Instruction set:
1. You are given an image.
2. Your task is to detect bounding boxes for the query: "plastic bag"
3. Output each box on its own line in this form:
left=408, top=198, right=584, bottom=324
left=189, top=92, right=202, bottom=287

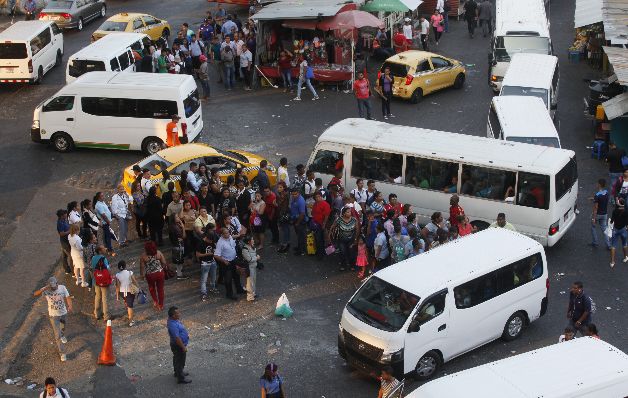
left=275, top=293, right=294, bottom=318
left=605, top=222, right=613, bottom=239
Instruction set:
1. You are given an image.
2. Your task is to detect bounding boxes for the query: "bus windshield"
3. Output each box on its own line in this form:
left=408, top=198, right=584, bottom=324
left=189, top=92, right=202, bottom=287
left=501, top=86, right=549, bottom=107
left=507, top=136, right=560, bottom=148
left=495, top=36, right=550, bottom=62
left=347, top=276, right=420, bottom=332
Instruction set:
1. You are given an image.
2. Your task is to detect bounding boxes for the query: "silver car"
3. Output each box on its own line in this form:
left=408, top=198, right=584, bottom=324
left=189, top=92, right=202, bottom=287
left=39, top=0, right=106, bottom=31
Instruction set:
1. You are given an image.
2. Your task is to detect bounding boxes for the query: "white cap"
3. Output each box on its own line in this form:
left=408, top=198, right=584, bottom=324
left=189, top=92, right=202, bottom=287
left=404, top=17, right=411, bottom=22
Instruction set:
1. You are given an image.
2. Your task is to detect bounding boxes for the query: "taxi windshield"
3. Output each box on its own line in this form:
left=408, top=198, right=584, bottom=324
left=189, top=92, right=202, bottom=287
left=138, top=154, right=172, bottom=176
left=347, top=276, right=420, bottom=332
left=99, top=21, right=128, bottom=32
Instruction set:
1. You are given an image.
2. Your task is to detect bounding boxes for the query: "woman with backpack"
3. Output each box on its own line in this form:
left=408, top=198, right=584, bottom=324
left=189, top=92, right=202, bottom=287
left=140, top=241, right=168, bottom=311
left=330, top=207, right=358, bottom=271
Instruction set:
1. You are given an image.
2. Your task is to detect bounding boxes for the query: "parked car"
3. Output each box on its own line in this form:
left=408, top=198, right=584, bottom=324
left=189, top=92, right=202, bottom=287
left=38, top=0, right=106, bottom=31
left=92, top=12, right=170, bottom=42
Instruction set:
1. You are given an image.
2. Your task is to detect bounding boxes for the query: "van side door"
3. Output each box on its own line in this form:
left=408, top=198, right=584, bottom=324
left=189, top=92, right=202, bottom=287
left=404, top=290, right=449, bottom=374
left=40, top=95, right=76, bottom=140
left=550, top=64, right=559, bottom=118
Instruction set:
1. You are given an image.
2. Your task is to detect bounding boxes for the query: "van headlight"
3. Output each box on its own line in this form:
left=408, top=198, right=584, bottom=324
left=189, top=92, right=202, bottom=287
left=32, top=120, right=40, bottom=129
left=338, top=323, right=344, bottom=342
left=380, top=348, right=404, bottom=363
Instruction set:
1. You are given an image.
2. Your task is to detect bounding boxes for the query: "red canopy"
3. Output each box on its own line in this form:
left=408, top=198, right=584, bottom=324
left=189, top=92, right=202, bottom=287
left=317, top=10, right=385, bottom=31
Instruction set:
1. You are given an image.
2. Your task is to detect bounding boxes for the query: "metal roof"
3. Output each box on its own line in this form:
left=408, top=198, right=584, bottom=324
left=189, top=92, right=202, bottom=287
left=492, top=96, right=559, bottom=138
left=602, top=0, right=628, bottom=45
left=0, top=21, right=53, bottom=41
left=603, top=46, right=628, bottom=86
left=574, top=0, right=603, bottom=28
left=603, top=92, right=628, bottom=119
left=252, top=0, right=357, bottom=20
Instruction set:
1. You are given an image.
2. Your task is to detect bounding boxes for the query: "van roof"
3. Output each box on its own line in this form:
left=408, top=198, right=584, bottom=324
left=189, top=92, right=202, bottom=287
left=410, top=338, right=628, bottom=398
left=0, top=21, right=53, bottom=41
left=375, top=228, right=542, bottom=298
left=501, top=53, right=558, bottom=90
left=69, top=71, right=191, bottom=88
left=492, top=96, right=558, bottom=138
left=69, top=33, right=148, bottom=60
left=495, top=0, right=549, bottom=37
left=318, top=118, right=573, bottom=174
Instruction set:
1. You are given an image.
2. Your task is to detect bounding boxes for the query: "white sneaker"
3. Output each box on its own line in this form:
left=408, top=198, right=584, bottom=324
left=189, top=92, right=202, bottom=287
left=60, top=354, right=67, bottom=362
left=75, top=279, right=81, bottom=286
left=313, top=96, right=320, bottom=100
left=129, top=320, right=135, bottom=327
left=293, top=97, right=301, bottom=101
left=611, top=262, right=616, bottom=268
left=60, top=336, right=67, bottom=344
left=623, top=256, right=628, bottom=263
left=81, top=282, right=88, bottom=288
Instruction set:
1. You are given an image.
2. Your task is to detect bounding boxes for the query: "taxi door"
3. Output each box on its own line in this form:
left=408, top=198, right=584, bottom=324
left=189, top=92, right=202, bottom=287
left=428, top=56, right=454, bottom=91
left=414, top=59, right=435, bottom=94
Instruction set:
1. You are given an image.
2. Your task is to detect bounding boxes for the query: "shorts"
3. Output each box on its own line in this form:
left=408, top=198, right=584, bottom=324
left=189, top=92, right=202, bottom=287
left=123, top=293, right=136, bottom=309
left=611, top=227, right=628, bottom=247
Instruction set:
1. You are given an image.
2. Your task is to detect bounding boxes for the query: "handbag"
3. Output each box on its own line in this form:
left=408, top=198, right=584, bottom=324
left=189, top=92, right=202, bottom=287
left=605, top=221, right=614, bottom=239
left=180, top=135, right=189, bottom=144
left=129, top=282, right=140, bottom=295
left=164, top=264, right=177, bottom=280
left=306, top=66, right=314, bottom=79
left=137, top=289, right=147, bottom=305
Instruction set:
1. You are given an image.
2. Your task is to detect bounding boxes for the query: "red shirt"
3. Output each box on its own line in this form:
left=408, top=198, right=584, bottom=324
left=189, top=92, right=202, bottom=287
left=263, top=191, right=276, bottom=218
left=449, top=205, right=465, bottom=227
left=384, top=202, right=403, bottom=218
left=186, top=195, right=200, bottom=210
left=278, top=55, right=292, bottom=70
left=354, top=78, right=370, bottom=99
left=393, top=32, right=407, bottom=53
left=311, top=200, right=331, bottom=226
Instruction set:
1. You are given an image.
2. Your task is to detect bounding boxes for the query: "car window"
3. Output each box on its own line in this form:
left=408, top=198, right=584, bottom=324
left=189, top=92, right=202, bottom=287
left=30, top=28, right=51, bottom=56
left=142, top=16, right=157, bottom=25
left=43, top=96, right=74, bottom=112
left=51, top=23, right=62, bottom=35
left=460, top=164, right=516, bottom=201
left=118, top=52, right=130, bottom=70
left=417, top=60, right=432, bottom=72
left=309, top=150, right=344, bottom=175
left=205, top=156, right=238, bottom=171
left=351, top=148, right=403, bottom=184
left=133, top=19, right=144, bottom=30
left=172, top=158, right=204, bottom=175
left=110, top=57, right=120, bottom=71
left=405, top=156, right=459, bottom=191
left=431, top=57, right=452, bottom=69
left=415, top=291, right=446, bottom=326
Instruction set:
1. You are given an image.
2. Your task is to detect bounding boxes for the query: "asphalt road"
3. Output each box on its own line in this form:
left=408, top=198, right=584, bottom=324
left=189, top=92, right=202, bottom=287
left=0, top=0, right=627, bottom=395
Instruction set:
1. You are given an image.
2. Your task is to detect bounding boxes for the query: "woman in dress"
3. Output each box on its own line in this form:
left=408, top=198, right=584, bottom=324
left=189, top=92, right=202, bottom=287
left=68, top=224, right=88, bottom=287
left=250, top=191, right=266, bottom=250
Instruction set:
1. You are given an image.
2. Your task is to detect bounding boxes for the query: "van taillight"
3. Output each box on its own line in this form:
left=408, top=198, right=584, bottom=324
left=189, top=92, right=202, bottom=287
left=181, top=122, right=187, bottom=137
left=405, top=74, right=413, bottom=85
left=28, top=59, right=33, bottom=73
left=548, top=220, right=559, bottom=236
left=546, top=277, right=550, bottom=294
left=38, top=12, right=46, bottom=18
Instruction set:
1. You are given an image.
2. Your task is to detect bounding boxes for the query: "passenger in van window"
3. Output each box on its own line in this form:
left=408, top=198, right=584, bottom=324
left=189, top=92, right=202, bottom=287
left=504, top=186, right=515, bottom=203
left=443, top=175, right=458, bottom=193
left=460, top=171, right=474, bottom=195
left=489, top=213, right=516, bottom=231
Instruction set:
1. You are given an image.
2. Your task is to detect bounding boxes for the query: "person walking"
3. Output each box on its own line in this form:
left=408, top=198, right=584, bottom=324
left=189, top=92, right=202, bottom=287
left=111, top=184, right=132, bottom=248
left=259, top=363, right=285, bottom=398
left=167, top=306, right=192, bottom=384
left=41, top=377, right=70, bottom=398
left=146, top=187, right=164, bottom=246
left=197, top=55, right=211, bottom=100
left=478, top=0, right=493, bottom=37
left=242, top=235, right=259, bottom=302
left=354, top=71, right=373, bottom=120
left=92, top=246, right=112, bottom=321
left=166, top=115, right=182, bottom=147
left=591, top=178, right=611, bottom=249
left=464, top=0, right=478, bottom=38
left=567, top=281, right=593, bottom=336
left=34, top=277, right=72, bottom=362
left=430, top=10, right=444, bottom=45
left=294, top=56, right=319, bottom=101
left=240, top=43, right=253, bottom=90
left=377, top=66, right=394, bottom=120
left=140, top=241, right=168, bottom=311
left=115, top=260, right=139, bottom=327
left=330, top=207, right=358, bottom=271
left=94, top=192, right=116, bottom=256
left=609, top=198, right=628, bottom=268
left=68, top=224, right=87, bottom=287
left=605, top=142, right=625, bottom=194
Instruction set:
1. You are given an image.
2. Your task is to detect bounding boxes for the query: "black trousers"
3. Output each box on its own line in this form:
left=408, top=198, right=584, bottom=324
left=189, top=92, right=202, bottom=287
left=268, top=216, right=279, bottom=243
left=222, top=261, right=244, bottom=298
left=170, top=343, right=187, bottom=381
left=135, top=214, right=147, bottom=238
left=149, top=221, right=163, bottom=244
left=381, top=92, right=392, bottom=117
left=467, top=19, right=477, bottom=35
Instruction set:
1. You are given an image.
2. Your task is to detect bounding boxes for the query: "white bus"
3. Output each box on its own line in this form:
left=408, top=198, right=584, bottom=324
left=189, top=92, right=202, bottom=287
left=409, top=338, right=628, bottom=397
left=307, top=119, right=578, bottom=247
left=339, top=228, right=549, bottom=380
left=31, top=71, right=202, bottom=154
left=489, top=0, right=551, bottom=92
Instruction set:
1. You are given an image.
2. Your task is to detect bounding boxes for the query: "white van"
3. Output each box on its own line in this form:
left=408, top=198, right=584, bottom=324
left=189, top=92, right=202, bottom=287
left=500, top=53, right=560, bottom=120
left=66, top=32, right=150, bottom=83
left=31, top=71, right=202, bottom=154
left=489, top=0, right=551, bottom=92
left=487, top=96, right=561, bottom=148
left=338, top=228, right=549, bottom=380
left=409, top=338, right=628, bottom=397
left=0, top=21, right=64, bottom=83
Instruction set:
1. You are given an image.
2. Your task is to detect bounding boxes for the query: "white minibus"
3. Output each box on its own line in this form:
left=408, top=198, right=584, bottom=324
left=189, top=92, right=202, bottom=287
left=338, top=228, right=549, bottom=380
left=31, top=71, right=202, bottom=154
left=487, top=96, right=561, bottom=148
left=307, top=119, right=577, bottom=247
left=0, top=21, right=64, bottom=84
left=489, top=0, right=551, bottom=92
left=500, top=53, right=560, bottom=120
left=66, top=32, right=150, bottom=83
left=409, top=337, right=628, bottom=397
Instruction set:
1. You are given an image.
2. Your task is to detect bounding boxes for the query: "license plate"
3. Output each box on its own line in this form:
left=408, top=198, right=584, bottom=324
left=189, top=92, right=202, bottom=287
left=51, top=16, right=61, bottom=20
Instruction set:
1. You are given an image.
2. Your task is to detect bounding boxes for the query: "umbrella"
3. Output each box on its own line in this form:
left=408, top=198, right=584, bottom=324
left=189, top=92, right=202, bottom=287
left=361, top=0, right=410, bottom=12
left=318, top=10, right=385, bottom=30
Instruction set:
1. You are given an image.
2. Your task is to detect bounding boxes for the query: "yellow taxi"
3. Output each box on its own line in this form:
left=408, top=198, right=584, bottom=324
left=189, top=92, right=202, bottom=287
left=122, top=144, right=277, bottom=194
left=376, top=51, right=466, bottom=104
left=92, top=12, right=171, bottom=42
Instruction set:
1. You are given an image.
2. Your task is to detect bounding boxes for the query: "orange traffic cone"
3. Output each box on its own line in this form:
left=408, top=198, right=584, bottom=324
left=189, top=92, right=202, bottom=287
left=98, top=320, right=116, bottom=366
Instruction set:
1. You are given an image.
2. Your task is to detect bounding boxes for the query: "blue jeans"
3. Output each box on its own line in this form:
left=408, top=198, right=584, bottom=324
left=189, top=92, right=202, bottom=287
left=357, top=98, right=372, bottom=119
left=200, top=261, right=217, bottom=295
left=611, top=227, right=628, bottom=247
left=444, top=12, right=449, bottom=32
left=280, top=222, right=291, bottom=245
left=591, top=214, right=610, bottom=247
left=281, top=69, right=292, bottom=88
left=102, top=223, right=114, bottom=251
left=200, top=78, right=210, bottom=98
left=297, top=77, right=317, bottom=99
left=224, top=66, right=235, bottom=89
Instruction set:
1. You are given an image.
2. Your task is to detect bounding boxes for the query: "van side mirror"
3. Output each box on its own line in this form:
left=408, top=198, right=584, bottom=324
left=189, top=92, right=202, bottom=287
left=407, top=319, right=421, bottom=333
left=550, top=103, right=557, bottom=111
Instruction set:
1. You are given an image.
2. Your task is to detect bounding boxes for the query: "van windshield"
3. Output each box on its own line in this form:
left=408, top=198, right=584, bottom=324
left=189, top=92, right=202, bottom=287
left=138, top=153, right=172, bottom=176
left=68, top=59, right=106, bottom=77
left=500, top=86, right=548, bottom=107
left=0, top=43, right=28, bottom=59
left=495, top=36, right=550, bottom=62
left=507, top=136, right=560, bottom=148
left=347, top=276, right=420, bottom=332
left=183, top=89, right=200, bottom=118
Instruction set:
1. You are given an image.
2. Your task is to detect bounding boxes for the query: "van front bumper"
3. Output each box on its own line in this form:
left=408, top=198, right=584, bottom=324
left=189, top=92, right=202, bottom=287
left=30, top=127, right=49, bottom=144
left=338, top=333, right=404, bottom=379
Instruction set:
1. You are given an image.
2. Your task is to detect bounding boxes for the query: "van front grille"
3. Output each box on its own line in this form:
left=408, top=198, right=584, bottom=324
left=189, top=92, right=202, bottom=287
left=343, top=331, right=383, bottom=361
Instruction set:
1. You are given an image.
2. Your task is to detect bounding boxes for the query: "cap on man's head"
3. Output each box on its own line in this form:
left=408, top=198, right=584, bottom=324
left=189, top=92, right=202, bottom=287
left=48, top=276, right=58, bottom=288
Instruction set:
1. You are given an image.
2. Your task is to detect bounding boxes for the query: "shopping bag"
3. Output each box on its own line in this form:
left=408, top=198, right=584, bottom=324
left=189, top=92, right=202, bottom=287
left=605, top=222, right=613, bottom=239
left=325, top=244, right=336, bottom=256
left=306, top=232, right=316, bottom=255
left=137, top=289, right=147, bottom=305
left=274, top=293, right=293, bottom=318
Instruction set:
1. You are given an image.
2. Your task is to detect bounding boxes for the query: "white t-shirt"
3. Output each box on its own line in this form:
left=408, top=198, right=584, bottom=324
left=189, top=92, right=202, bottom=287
left=277, top=166, right=290, bottom=186
left=68, top=233, right=83, bottom=256
left=240, top=50, right=253, bottom=68
left=68, top=210, right=82, bottom=225
left=420, top=19, right=430, bottom=35
left=116, top=270, right=134, bottom=295
left=351, top=187, right=368, bottom=204
left=403, top=24, right=413, bottom=40
left=234, top=39, right=244, bottom=56
left=304, top=179, right=316, bottom=197
left=43, top=285, right=70, bottom=317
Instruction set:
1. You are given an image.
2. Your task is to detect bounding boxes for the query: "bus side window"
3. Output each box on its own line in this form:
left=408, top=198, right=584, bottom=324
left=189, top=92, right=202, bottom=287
left=461, top=165, right=515, bottom=201
left=405, top=156, right=458, bottom=192
left=516, top=172, right=549, bottom=210
left=351, top=148, right=402, bottom=183
left=309, top=150, right=344, bottom=175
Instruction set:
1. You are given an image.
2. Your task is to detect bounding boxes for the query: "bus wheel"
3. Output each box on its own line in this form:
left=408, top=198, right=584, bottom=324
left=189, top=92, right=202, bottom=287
left=142, top=137, right=163, bottom=155
left=52, top=132, right=74, bottom=153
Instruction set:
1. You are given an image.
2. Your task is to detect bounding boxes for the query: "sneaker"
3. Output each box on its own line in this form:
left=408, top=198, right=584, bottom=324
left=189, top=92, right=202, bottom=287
left=177, top=378, right=192, bottom=384
left=611, top=262, right=616, bottom=268
left=81, top=282, right=88, bottom=288
left=389, top=114, right=395, bottom=118
left=623, top=256, right=628, bottom=263
left=293, top=97, right=301, bottom=101
left=129, top=320, right=135, bottom=327
left=177, top=275, right=190, bottom=280
left=313, top=96, right=320, bottom=100
left=60, top=354, right=67, bottom=362
left=60, top=336, right=68, bottom=344
left=384, top=116, right=388, bottom=120
left=201, top=294, right=208, bottom=302
left=75, top=279, right=81, bottom=286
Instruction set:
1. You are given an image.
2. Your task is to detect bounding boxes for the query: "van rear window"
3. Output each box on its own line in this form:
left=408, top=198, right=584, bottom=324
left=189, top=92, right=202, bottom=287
left=0, top=43, right=27, bottom=59
left=69, top=60, right=106, bottom=77
left=183, top=89, right=200, bottom=118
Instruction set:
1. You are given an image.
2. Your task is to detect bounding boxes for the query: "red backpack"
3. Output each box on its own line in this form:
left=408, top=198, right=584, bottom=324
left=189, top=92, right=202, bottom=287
left=93, top=257, right=112, bottom=287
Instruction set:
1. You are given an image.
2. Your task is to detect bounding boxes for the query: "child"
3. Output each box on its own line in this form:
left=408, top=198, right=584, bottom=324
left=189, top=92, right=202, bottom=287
left=558, top=327, right=575, bottom=343
left=355, top=235, right=368, bottom=279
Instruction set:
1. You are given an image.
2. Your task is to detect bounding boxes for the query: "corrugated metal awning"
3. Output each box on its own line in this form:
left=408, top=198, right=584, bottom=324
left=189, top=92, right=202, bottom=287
left=575, top=0, right=603, bottom=28
left=603, top=92, right=628, bottom=120
left=602, top=0, right=628, bottom=45
left=603, top=46, right=628, bottom=85
left=253, top=0, right=357, bottom=20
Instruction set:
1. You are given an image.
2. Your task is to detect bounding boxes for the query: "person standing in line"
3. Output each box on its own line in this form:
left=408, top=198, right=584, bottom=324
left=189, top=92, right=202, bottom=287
left=221, top=45, right=236, bottom=90
left=377, top=366, right=400, bottom=398
left=377, top=67, right=394, bottom=120
left=293, top=56, right=319, bottom=101
left=145, top=187, right=164, bottom=246
left=430, top=10, right=444, bottom=45
left=167, top=306, right=192, bottom=384
left=373, top=223, right=390, bottom=271
left=111, top=184, right=132, bottom=248
left=92, top=245, right=111, bottom=321
left=605, top=142, right=625, bottom=194
left=277, top=157, right=290, bottom=187
left=68, top=224, right=87, bottom=287
left=41, top=377, right=70, bottom=398
left=609, top=198, right=628, bottom=268
left=566, top=281, right=592, bottom=336
left=197, top=55, right=211, bottom=100
left=242, top=235, right=259, bottom=302
left=259, top=363, right=285, bottom=398
left=402, top=18, right=413, bottom=42
left=353, top=71, right=373, bottom=120
left=591, top=178, right=611, bottom=249
left=464, top=0, right=479, bottom=38
left=115, top=260, right=139, bottom=327
left=276, top=182, right=291, bottom=253
left=289, top=188, right=307, bottom=256
left=131, top=182, right=148, bottom=240
left=34, top=277, right=72, bottom=362
left=166, top=115, right=181, bottom=147
left=478, top=0, right=493, bottom=37
left=311, top=192, right=331, bottom=260
left=214, top=227, right=245, bottom=300
left=189, top=34, right=205, bottom=73
left=56, top=209, right=73, bottom=275
left=94, top=192, right=115, bottom=256
left=277, top=50, right=294, bottom=92
left=240, top=43, right=253, bottom=90
left=196, top=224, right=219, bottom=301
